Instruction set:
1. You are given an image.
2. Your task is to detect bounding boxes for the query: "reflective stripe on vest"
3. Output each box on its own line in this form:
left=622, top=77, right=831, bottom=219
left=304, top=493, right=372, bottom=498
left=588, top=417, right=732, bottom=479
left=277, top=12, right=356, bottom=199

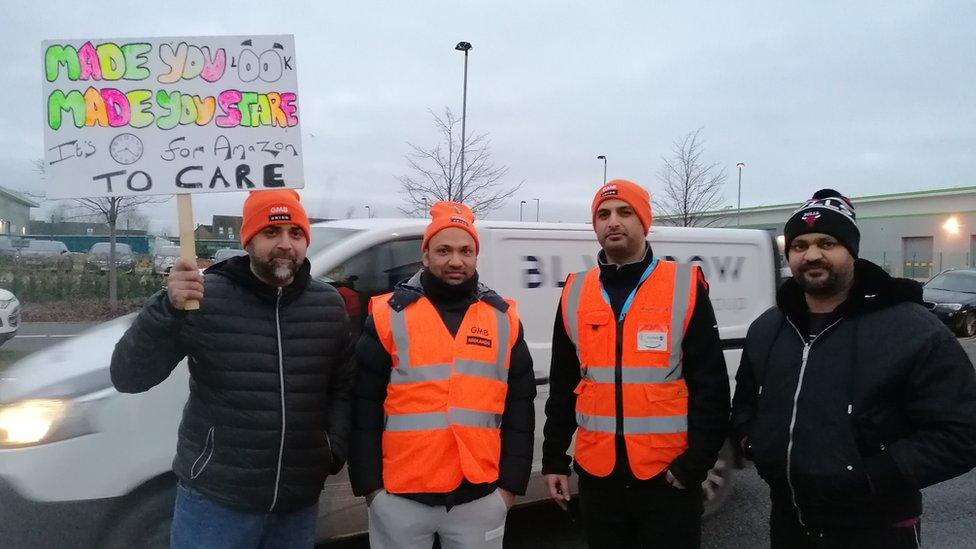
left=385, top=407, right=504, bottom=431
left=387, top=304, right=511, bottom=385
left=575, top=412, right=688, bottom=434
left=561, top=260, right=697, bottom=479
left=372, top=293, right=519, bottom=493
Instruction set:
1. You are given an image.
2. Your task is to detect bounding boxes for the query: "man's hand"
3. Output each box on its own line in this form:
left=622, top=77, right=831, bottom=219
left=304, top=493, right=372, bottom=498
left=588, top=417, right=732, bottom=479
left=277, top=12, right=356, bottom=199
left=498, top=488, right=516, bottom=509
left=544, top=474, right=571, bottom=510
left=167, top=259, right=204, bottom=310
left=366, top=489, right=383, bottom=506
left=665, top=469, right=686, bottom=490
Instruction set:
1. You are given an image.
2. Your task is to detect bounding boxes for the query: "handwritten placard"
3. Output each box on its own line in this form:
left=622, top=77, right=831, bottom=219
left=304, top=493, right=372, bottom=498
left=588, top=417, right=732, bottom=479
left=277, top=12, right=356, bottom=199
left=42, top=35, right=303, bottom=199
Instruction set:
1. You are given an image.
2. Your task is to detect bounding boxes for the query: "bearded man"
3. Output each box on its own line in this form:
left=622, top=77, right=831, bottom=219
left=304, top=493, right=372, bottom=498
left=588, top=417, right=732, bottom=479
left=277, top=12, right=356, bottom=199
left=732, top=189, right=976, bottom=548
left=111, top=189, right=354, bottom=548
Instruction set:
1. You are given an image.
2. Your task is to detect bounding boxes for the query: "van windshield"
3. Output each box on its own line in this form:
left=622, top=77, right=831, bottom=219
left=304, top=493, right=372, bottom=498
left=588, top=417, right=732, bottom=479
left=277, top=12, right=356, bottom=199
left=307, top=227, right=361, bottom=257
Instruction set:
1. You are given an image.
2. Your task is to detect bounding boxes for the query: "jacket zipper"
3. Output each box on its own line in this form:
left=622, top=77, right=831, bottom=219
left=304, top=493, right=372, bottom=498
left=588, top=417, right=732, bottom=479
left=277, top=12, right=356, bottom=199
left=784, top=317, right=843, bottom=526
left=614, top=321, right=624, bottom=436
left=269, top=287, right=285, bottom=512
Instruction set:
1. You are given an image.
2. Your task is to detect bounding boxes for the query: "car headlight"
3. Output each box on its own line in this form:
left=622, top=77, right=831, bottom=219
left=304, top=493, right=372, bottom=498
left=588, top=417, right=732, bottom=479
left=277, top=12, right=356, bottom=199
left=938, top=303, right=964, bottom=311
left=0, top=399, right=67, bottom=446
left=0, top=396, right=100, bottom=448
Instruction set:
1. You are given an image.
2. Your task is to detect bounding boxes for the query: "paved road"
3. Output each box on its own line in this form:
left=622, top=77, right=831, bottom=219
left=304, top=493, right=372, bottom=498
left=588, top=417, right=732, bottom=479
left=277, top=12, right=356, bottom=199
left=323, top=336, right=976, bottom=549
left=323, top=465, right=976, bottom=549
left=0, top=322, right=100, bottom=370
left=2, top=322, right=98, bottom=353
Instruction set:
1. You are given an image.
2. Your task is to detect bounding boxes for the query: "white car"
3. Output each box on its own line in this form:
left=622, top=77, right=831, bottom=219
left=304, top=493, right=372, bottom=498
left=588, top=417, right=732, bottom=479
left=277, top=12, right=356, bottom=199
left=152, top=246, right=181, bottom=276
left=0, top=220, right=780, bottom=547
left=0, top=289, right=20, bottom=347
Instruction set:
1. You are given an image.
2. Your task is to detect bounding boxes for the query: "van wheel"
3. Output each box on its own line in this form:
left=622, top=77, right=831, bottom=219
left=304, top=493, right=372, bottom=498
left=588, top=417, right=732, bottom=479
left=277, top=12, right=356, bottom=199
left=99, top=482, right=176, bottom=549
left=702, top=441, right=735, bottom=517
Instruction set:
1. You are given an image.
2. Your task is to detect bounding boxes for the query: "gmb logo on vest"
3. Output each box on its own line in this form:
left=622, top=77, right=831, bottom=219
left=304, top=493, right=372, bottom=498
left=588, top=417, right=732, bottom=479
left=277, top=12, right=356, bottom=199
left=467, top=326, right=492, bottom=348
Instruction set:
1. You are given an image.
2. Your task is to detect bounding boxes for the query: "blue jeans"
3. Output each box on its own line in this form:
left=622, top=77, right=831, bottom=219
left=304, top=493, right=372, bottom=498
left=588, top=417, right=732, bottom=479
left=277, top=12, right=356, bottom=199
left=170, top=483, right=318, bottom=549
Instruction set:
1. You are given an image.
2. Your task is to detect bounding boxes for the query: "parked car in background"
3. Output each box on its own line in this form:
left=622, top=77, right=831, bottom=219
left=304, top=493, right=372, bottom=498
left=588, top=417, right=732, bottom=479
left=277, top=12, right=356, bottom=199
left=923, top=268, right=976, bottom=337
left=0, top=237, right=22, bottom=260
left=211, top=248, right=247, bottom=263
left=18, top=240, right=70, bottom=271
left=0, top=288, right=20, bottom=347
left=86, top=243, right=135, bottom=274
left=0, top=236, right=29, bottom=260
left=152, top=246, right=181, bottom=275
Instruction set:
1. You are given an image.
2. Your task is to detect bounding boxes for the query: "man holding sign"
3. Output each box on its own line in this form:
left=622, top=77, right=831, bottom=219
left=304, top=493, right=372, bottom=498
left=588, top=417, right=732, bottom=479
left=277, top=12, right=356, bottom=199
left=111, top=190, right=353, bottom=548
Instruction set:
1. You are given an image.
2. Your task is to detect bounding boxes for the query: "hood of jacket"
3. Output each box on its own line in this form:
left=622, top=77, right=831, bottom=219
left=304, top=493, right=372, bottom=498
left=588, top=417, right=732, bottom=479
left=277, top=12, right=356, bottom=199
left=386, top=269, right=509, bottom=313
left=777, top=258, right=922, bottom=328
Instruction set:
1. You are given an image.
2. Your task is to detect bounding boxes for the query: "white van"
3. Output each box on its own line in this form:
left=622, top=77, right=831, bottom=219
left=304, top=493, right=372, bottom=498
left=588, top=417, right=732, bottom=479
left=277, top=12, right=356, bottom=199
left=0, top=219, right=780, bottom=547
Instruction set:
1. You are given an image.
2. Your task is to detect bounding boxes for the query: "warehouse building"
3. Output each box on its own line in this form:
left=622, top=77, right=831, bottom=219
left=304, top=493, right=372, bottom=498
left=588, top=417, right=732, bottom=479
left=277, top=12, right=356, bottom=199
left=686, top=186, right=976, bottom=280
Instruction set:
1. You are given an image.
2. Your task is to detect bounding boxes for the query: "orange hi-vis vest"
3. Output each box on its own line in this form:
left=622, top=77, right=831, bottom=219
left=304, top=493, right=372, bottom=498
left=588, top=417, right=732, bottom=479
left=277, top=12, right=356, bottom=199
left=561, top=258, right=698, bottom=479
left=371, top=293, right=519, bottom=493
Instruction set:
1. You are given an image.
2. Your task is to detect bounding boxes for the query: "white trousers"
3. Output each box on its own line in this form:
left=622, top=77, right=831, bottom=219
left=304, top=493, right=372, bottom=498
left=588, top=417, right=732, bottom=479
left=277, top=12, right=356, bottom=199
left=367, top=489, right=508, bottom=549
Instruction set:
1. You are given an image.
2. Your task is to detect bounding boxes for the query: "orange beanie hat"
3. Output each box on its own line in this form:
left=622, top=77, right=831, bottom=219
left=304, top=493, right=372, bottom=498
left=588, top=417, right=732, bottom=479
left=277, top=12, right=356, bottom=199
left=240, top=189, right=310, bottom=247
left=422, top=201, right=479, bottom=253
left=591, top=179, right=652, bottom=234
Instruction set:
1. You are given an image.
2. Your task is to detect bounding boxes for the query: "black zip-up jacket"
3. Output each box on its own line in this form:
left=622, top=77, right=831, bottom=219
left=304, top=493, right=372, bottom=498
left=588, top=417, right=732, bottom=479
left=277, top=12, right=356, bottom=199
left=732, top=259, right=976, bottom=528
left=110, top=255, right=354, bottom=513
left=542, top=246, right=730, bottom=488
left=348, top=269, right=536, bottom=507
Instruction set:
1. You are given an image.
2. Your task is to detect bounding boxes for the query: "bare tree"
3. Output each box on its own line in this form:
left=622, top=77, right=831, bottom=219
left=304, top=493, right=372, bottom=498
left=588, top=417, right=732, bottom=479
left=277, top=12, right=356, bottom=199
left=118, top=207, right=151, bottom=231
left=48, top=202, right=73, bottom=223
left=33, top=159, right=168, bottom=308
left=653, top=128, right=729, bottom=227
left=397, top=108, right=521, bottom=216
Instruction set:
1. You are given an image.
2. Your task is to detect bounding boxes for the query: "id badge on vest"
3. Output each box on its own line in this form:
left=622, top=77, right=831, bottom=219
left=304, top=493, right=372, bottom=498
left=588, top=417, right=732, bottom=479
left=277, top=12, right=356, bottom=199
left=636, top=325, right=668, bottom=352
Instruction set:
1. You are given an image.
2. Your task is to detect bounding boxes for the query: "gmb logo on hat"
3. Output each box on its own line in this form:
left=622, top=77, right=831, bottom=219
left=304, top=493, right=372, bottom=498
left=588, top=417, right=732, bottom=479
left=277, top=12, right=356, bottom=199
left=599, top=184, right=619, bottom=198
left=269, top=205, right=291, bottom=222
left=450, top=216, right=470, bottom=226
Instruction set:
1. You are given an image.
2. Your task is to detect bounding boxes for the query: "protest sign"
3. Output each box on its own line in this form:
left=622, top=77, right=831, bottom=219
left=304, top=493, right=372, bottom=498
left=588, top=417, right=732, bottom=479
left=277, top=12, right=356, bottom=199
left=42, top=34, right=304, bottom=199
left=42, top=34, right=303, bottom=309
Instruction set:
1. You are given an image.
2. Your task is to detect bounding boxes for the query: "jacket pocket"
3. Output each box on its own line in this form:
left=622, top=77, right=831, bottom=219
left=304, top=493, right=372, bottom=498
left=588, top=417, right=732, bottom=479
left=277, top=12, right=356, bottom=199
left=190, top=426, right=215, bottom=480
left=578, top=309, right=613, bottom=364
left=630, top=384, right=689, bottom=446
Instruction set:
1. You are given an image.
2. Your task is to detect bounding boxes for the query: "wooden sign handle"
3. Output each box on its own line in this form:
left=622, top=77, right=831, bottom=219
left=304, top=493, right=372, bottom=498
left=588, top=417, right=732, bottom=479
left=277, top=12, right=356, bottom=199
left=177, top=194, right=200, bottom=311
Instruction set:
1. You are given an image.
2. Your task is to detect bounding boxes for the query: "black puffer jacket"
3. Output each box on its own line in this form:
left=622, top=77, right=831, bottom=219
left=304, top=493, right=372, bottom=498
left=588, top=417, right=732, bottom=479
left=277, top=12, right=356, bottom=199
left=111, top=255, right=354, bottom=513
left=732, top=259, right=976, bottom=528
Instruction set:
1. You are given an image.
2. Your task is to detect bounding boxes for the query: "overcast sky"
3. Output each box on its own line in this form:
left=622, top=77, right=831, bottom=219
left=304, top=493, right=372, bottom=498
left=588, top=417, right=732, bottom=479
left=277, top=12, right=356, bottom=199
left=3, top=1, right=974, bottom=231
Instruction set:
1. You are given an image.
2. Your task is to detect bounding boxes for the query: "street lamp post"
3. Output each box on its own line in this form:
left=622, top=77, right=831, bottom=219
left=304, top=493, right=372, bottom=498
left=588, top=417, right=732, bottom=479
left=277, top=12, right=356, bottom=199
left=736, top=162, right=745, bottom=227
left=533, top=198, right=540, bottom=222
left=364, top=205, right=372, bottom=219
left=519, top=200, right=526, bottom=221
left=421, top=197, right=428, bottom=217
left=455, top=41, right=472, bottom=196
left=597, top=155, right=607, bottom=183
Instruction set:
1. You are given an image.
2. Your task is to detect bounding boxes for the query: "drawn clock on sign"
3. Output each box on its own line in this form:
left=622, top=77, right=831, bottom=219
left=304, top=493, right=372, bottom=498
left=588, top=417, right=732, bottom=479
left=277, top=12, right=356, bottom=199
left=109, top=133, right=144, bottom=165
